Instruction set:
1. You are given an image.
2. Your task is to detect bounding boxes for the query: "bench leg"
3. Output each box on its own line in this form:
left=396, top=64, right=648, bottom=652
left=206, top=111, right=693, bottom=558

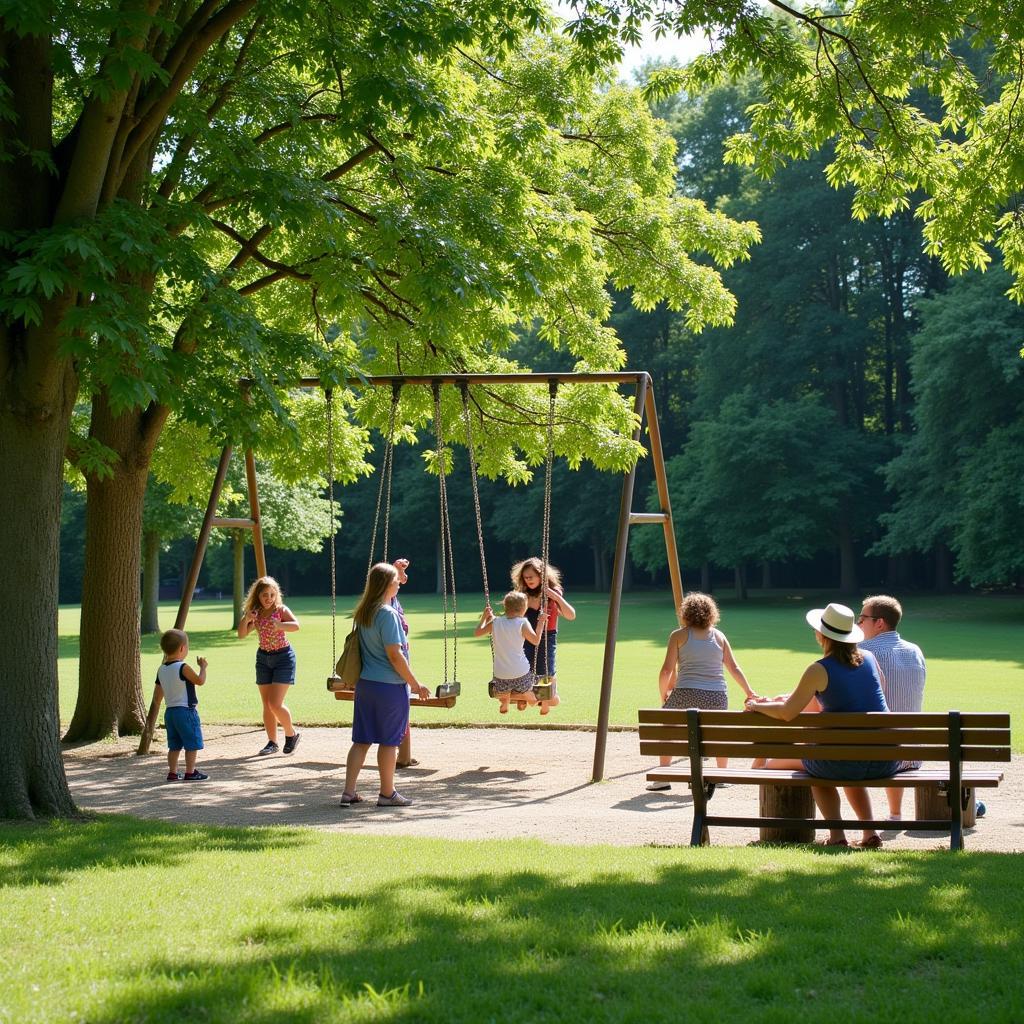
left=759, top=784, right=815, bottom=844
left=690, top=784, right=711, bottom=846
left=915, top=783, right=976, bottom=835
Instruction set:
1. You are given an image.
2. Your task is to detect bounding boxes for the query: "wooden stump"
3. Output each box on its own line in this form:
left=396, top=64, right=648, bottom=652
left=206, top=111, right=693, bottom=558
left=759, top=784, right=816, bottom=843
left=915, top=783, right=977, bottom=828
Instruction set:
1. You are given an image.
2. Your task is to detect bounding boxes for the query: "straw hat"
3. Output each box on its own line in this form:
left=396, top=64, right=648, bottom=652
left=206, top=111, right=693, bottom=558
left=805, top=602, right=864, bottom=643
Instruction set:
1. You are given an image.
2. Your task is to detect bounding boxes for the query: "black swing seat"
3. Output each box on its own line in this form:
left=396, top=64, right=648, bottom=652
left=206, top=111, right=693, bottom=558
left=487, top=677, right=554, bottom=704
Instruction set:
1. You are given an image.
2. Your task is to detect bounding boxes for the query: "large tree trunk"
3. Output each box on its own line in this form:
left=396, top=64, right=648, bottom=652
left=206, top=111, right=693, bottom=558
left=141, top=529, right=161, bottom=634
left=233, top=532, right=246, bottom=627
left=734, top=563, right=748, bottom=600
left=65, top=397, right=153, bottom=741
left=0, top=349, right=78, bottom=818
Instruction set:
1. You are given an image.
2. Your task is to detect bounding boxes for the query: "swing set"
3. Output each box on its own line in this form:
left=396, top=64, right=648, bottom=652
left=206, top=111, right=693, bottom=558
left=138, top=372, right=682, bottom=782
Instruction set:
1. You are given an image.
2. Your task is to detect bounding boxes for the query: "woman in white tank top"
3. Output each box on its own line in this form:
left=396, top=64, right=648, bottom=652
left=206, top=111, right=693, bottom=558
left=647, top=592, right=759, bottom=791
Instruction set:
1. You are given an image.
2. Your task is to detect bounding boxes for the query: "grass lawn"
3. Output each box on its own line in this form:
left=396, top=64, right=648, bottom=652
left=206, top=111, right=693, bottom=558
left=2, top=816, right=1023, bottom=1023
left=58, top=591, right=1024, bottom=747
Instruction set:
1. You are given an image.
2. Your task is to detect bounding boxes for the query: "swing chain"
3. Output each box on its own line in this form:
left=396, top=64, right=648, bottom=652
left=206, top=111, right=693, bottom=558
left=433, top=382, right=457, bottom=686
left=532, top=380, right=557, bottom=679
left=326, top=388, right=338, bottom=669
left=460, top=382, right=493, bottom=660
left=366, top=383, right=401, bottom=581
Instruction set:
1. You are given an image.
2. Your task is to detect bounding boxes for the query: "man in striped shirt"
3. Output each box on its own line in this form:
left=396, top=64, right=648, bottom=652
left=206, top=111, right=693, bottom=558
left=858, top=595, right=927, bottom=821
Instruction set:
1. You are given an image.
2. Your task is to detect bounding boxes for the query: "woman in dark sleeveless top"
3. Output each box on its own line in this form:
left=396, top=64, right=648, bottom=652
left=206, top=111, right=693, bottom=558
left=745, top=603, right=898, bottom=849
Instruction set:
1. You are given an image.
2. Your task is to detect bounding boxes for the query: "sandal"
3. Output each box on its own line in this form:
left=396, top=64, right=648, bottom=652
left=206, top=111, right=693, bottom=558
left=396, top=759, right=419, bottom=769
left=339, top=791, right=363, bottom=806
left=852, top=834, right=883, bottom=849
left=816, top=838, right=849, bottom=847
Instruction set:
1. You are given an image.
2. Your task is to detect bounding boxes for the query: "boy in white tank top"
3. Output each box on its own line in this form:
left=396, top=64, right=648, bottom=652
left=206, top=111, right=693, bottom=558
left=475, top=591, right=544, bottom=713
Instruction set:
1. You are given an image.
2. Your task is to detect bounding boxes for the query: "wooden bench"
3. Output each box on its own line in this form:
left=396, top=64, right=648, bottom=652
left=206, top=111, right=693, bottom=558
left=639, top=709, right=1010, bottom=850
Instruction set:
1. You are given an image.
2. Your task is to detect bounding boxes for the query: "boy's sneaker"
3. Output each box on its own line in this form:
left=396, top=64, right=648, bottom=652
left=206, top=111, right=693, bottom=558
left=646, top=781, right=670, bottom=791
left=377, top=790, right=412, bottom=807
left=258, top=741, right=279, bottom=756
left=182, top=770, right=209, bottom=782
left=282, top=732, right=301, bottom=754
left=166, top=772, right=183, bottom=782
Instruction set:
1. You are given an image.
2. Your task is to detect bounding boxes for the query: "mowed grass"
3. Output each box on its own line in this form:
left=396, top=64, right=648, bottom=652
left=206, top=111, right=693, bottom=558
left=57, top=591, right=1024, bottom=747
left=2, top=816, right=1023, bottom=1024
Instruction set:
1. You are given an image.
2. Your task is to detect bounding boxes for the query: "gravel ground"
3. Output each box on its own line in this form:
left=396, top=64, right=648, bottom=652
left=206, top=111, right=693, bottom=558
left=63, top=725, right=1021, bottom=852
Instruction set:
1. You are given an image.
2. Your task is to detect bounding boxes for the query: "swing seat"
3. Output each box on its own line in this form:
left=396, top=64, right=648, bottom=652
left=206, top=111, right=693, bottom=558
left=326, top=675, right=345, bottom=692
left=331, top=687, right=457, bottom=708
left=534, top=677, right=554, bottom=701
left=435, top=681, right=461, bottom=699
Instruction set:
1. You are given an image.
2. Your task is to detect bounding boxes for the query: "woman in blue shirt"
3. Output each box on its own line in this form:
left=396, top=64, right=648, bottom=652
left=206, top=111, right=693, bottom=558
left=745, top=602, right=898, bottom=849
left=340, top=562, right=431, bottom=808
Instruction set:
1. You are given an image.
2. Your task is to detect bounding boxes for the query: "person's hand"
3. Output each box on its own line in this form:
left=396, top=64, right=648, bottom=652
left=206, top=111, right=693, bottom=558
left=744, top=695, right=765, bottom=709
left=544, top=586, right=560, bottom=601
left=482, top=605, right=494, bottom=622
left=197, top=656, right=208, bottom=670
left=394, top=558, right=410, bottom=584
left=415, top=684, right=431, bottom=700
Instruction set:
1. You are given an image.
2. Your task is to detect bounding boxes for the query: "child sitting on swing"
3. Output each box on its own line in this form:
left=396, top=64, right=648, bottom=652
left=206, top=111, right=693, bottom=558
left=475, top=591, right=544, bottom=713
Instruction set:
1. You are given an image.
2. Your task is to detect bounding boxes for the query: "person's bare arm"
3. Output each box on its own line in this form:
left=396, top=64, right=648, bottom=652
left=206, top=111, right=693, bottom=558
left=182, top=657, right=208, bottom=687
left=720, top=633, right=758, bottom=700
left=385, top=644, right=430, bottom=699
left=278, top=606, right=300, bottom=632
left=522, top=619, right=543, bottom=646
left=546, top=587, right=576, bottom=621
left=658, top=629, right=683, bottom=702
left=745, top=662, right=825, bottom=720
left=474, top=606, right=494, bottom=638
left=237, top=611, right=256, bottom=638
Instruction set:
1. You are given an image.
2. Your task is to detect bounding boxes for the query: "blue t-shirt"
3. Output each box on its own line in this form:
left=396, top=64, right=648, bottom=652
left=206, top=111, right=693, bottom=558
left=358, top=604, right=406, bottom=684
left=815, top=652, right=889, bottom=712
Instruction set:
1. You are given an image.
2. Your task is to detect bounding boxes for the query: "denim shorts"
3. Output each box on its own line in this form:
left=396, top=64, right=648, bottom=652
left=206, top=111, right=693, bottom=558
left=802, top=758, right=901, bottom=781
left=165, top=706, right=204, bottom=752
left=524, top=631, right=557, bottom=676
left=256, top=645, right=296, bottom=684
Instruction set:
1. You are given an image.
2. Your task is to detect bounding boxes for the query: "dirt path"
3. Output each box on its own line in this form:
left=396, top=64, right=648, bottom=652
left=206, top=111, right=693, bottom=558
left=63, top=725, right=1022, bottom=851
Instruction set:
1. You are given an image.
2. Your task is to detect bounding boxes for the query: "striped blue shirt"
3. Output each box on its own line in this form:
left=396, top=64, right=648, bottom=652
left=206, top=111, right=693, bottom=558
left=860, top=630, right=926, bottom=712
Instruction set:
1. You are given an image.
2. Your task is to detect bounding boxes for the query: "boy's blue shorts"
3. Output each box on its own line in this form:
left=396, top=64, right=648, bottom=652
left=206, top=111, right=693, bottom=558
left=165, top=706, right=204, bottom=752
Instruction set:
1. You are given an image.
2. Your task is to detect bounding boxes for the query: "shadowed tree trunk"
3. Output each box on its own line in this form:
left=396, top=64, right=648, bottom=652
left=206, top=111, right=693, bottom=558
left=65, top=394, right=162, bottom=741
left=760, top=561, right=772, bottom=590
left=837, top=515, right=857, bottom=594
left=700, top=561, right=712, bottom=593
left=141, top=529, right=161, bottom=634
left=734, top=563, right=748, bottom=600
left=0, top=338, right=78, bottom=817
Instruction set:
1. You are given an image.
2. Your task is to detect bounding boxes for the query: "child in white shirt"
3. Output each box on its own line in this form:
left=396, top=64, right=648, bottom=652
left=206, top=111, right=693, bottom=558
left=475, top=591, right=543, bottom=713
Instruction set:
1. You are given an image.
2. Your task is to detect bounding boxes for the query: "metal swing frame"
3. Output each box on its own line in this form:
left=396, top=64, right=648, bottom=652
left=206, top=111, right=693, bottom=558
left=140, top=372, right=682, bottom=782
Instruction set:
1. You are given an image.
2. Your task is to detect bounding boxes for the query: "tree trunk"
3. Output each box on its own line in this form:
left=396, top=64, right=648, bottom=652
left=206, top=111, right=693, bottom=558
left=734, top=563, right=748, bottom=600
left=66, top=447, right=150, bottom=740
left=837, top=516, right=857, bottom=593
left=0, top=361, right=78, bottom=817
left=233, top=532, right=246, bottom=627
left=760, top=561, right=772, bottom=590
left=934, top=543, right=953, bottom=592
left=700, top=561, right=712, bottom=594
left=141, top=529, right=161, bottom=634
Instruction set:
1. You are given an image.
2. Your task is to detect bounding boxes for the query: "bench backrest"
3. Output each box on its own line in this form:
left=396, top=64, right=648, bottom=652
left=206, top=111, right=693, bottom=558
left=638, top=709, right=1011, bottom=764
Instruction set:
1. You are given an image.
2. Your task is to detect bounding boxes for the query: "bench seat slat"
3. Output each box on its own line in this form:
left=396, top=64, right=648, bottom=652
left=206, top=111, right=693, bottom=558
left=639, top=741, right=1011, bottom=762
left=638, top=709, right=1010, bottom=729
left=645, top=767, right=1004, bottom=787
left=639, top=725, right=1010, bottom=746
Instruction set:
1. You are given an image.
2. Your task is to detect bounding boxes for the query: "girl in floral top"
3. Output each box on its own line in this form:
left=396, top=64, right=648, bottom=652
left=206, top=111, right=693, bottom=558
left=238, top=576, right=301, bottom=756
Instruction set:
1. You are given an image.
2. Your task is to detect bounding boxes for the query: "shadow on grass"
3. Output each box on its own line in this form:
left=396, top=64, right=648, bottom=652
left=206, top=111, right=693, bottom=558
left=0, top=815, right=307, bottom=887
left=50, top=834, right=1024, bottom=1023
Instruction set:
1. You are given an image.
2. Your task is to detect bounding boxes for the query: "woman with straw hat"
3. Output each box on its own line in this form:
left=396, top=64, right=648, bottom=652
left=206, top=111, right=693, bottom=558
left=745, top=602, right=899, bottom=849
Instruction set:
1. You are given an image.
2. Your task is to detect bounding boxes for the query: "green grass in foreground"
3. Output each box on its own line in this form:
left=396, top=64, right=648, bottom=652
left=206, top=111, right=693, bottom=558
left=58, top=591, right=1024, bottom=746
left=1, top=817, right=1022, bottom=1023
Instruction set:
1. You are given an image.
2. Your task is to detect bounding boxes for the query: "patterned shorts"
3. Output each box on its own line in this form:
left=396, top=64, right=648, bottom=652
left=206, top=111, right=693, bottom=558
left=490, top=671, right=537, bottom=694
left=663, top=688, right=728, bottom=711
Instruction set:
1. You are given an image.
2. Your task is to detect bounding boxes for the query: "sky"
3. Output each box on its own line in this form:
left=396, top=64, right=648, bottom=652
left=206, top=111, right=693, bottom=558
left=551, top=2, right=709, bottom=82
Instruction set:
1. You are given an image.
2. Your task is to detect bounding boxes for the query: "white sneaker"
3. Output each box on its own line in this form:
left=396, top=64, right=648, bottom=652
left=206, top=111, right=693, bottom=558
left=377, top=790, right=412, bottom=807
left=886, top=814, right=902, bottom=823
left=646, top=781, right=671, bottom=792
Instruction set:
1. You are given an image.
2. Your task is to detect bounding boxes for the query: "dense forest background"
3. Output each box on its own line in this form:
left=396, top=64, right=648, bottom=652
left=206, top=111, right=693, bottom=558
left=59, top=74, right=1024, bottom=608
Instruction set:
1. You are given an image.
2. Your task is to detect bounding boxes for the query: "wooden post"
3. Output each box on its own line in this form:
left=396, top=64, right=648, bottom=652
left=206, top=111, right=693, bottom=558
left=644, top=385, right=683, bottom=619
left=759, top=785, right=816, bottom=843
left=136, top=445, right=234, bottom=755
left=592, top=376, right=648, bottom=782
left=244, top=448, right=267, bottom=578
